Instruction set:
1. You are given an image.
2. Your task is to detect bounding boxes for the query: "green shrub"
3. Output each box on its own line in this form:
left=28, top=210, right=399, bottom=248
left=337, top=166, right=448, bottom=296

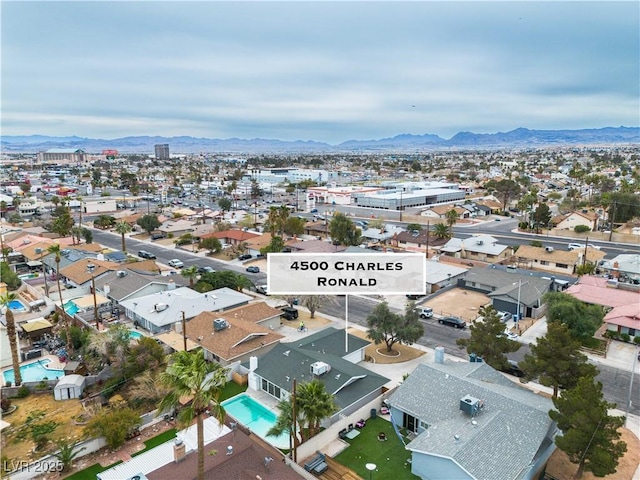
left=574, top=225, right=590, bottom=233
left=17, top=385, right=30, bottom=398
left=634, top=336, right=640, bottom=345
left=620, top=333, right=631, bottom=343
left=518, top=222, right=529, bottom=230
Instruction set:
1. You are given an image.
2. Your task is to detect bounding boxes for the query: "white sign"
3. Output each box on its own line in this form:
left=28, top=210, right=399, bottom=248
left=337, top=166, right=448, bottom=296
left=268, top=253, right=426, bottom=295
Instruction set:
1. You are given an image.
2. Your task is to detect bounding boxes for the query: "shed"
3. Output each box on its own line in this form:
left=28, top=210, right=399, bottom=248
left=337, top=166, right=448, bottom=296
left=63, top=361, right=88, bottom=376
left=54, top=374, right=86, bottom=400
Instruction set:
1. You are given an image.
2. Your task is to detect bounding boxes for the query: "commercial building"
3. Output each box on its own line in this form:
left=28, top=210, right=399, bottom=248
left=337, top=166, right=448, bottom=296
left=154, top=144, right=170, bottom=160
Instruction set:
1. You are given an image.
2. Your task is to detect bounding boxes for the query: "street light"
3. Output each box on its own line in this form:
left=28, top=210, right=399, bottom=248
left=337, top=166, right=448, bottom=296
left=87, top=263, right=99, bottom=330
left=365, top=463, right=377, bottom=480
left=515, top=279, right=522, bottom=325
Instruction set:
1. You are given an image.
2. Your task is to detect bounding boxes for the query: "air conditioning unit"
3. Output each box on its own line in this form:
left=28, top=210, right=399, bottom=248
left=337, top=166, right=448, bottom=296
left=310, top=361, right=331, bottom=376
left=545, top=246, right=554, bottom=252
left=213, top=318, right=228, bottom=331
left=154, top=303, right=169, bottom=312
left=116, top=270, right=127, bottom=278
left=476, top=240, right=483, bottom=245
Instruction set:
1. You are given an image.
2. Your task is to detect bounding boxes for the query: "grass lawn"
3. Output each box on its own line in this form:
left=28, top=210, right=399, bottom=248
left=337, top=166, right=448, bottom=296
left=131, top=428, right=177, bottom=457
left=333, top=417, right=419, bottom=480
left=65, top=461, right=122, bottom=480
left=220, top=381, right=247, bottom=402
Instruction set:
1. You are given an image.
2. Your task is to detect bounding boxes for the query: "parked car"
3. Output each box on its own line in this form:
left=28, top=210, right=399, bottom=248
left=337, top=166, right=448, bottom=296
left=238, top=254, right=252, bottom=261
left=246, top=266, right=260, bottom=273
left=280, top=306, right=299, bottom=320
left=406, top=294, right=425, bottom=300
left=256, top=285, right=268, bottom=295
left=438, top=316, right=466, bottom=329
left=567, top=243, right=583, bottom=250
left=197, top=266, right=215, bottom=274
left=168, top=259, right=184, bottom=269
left=150, top=232, right=166, bottom=240
left=497, top=311, right=512, bottom=322
left=137, top=250, right=156, bottom=260
left=310, top=208, right=318, bottom=213
left=501, top=360, right=525, bottom=377
left=416, top=307, right=433, bottom=319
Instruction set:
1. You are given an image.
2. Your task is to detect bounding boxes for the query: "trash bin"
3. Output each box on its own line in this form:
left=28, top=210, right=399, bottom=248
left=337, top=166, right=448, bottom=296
left=370, top=408, right=377, bottom=419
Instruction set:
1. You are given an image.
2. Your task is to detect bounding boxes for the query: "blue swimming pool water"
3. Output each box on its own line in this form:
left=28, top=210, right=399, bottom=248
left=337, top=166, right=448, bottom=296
left=129, top=330, right=142, bottom=340
left=222, top=394, right=290, bottom=449
left=2, top=359, right=65, bottom=384
left=8, top=300, right=27, bottom=312
left=64, top=301, right=79, bottom=315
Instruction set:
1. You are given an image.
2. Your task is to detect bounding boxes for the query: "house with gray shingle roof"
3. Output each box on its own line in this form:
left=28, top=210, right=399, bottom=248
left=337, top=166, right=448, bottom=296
left=247, top=328, right=388, bottom=422
left=460, top=267, right=555, bottom=319
left=440, top=234, right=512, bottom=263
left=386, top=360, right=557, bottom=480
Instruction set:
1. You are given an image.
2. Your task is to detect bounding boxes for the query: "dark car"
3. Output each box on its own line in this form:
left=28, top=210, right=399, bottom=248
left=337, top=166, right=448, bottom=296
left=138, top=250, right=156, bottom=260
left=238, top=254, right=252, bottom=261
left=438, top=316, right=466, bottom=329
left=246, top=266, right=260, bottom=273
left=197, top=266, right=215, bottom=274
left=501, top=360, right=525, bottom=377
left=280, top=306, right=299, bottom=320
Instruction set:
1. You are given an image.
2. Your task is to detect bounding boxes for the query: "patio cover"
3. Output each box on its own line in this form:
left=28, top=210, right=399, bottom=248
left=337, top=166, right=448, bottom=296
left=155, top=331, right=199, bottom=352
left=71, top=294, right=110, bottom=308
left=21, top=318, right=53, bottom=333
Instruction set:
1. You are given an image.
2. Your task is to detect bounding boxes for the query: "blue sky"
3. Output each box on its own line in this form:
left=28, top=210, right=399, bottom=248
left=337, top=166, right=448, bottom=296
left=2, top=1, right=638, bottom=144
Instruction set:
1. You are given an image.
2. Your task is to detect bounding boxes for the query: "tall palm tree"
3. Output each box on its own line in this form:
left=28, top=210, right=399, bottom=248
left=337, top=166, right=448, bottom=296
left=158, top=350, right=228, bottom=480
left=114, top=221, right=132, bottom=253
left=296, top=379, right=338, bottom=438
left=0, top=293, right=23, bottom=386
left=445, top=209, right=459, bottom=236
left=47, top=244, right=64, bottom=308
left=181, top=265, right=199, bottom=288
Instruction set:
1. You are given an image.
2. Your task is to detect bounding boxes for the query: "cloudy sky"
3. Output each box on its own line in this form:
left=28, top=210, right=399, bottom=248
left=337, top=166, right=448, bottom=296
left=2, top=1, right=638, bottom=144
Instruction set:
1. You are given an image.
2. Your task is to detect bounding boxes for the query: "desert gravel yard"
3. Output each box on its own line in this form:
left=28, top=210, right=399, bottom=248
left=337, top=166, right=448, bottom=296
left=423, top=288, right=489, bottom=322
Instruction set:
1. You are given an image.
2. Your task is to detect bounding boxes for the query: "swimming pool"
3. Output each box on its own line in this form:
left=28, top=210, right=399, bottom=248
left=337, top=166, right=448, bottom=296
left=129, top=330, right=142, bottom=340
left=7, top=299, right=27, bottom=312
left=2, top=359, right=65, bottom=384
left=222, top=394, right=290, bottom=449
left=64, top=301, right=80, bottom=315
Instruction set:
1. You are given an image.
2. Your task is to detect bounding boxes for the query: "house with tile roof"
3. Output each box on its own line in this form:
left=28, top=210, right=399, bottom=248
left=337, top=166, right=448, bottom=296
left=119, top=286, right=252, bottom=334
left=566, top=275, right=640, bottom=337
left=439, top=234, right=512, bottom=263
left=386, top=360, right=557, bottom=480
left=200, top=228, right=260, bottom=247
left=247, top=328, right=389, bottom=422
left=287, top=239, right=347, bottom=253
left=186, top=309, right=284, bottom=367
left=514, top=245, right=605, bottom=275
left=552, top=210, right=599, bottom=231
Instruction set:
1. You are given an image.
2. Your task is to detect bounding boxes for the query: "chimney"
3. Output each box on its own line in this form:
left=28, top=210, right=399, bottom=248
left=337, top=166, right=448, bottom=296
left=173, top=438, right=186, bottom=463
left=167, top=280, right=176, bottom=290
left=434, top=345, right=445, bottom=364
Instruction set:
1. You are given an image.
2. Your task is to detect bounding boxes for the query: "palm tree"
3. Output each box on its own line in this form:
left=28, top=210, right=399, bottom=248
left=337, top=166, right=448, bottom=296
left=233, top=273, right=254, bottom=293
left=158, top=350, right=228, bottom=480
left=47, top=244, right=64, bottom=308
left=53, top=438, right=86, bottom=472
left=267, top=397, right=303, bottom=448
left=114, top=221, right=132, bottom=253
left=0, top=293, right=23, bottom=386
left=445, top=209, right=459, bottom=236
left=433, top=222, right=451, bottom=239
left=296, top=379, right=338, bottom=438
left=181, top=265, right=199, bottom=288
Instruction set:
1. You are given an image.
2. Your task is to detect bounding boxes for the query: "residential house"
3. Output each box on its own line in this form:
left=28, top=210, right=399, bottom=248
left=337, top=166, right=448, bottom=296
left=119, top=286, right=252, bottom=334
left=94, top=269, right=187, bottom=305
left=248, top=328, right=389, bottom=422
left=424, top=260, right=468, bottom=293
left=287, top=239, right=347, bottom=253
left=386, top=360, right=557, bottom=480
left=244, top=232, right=275, bottom=256
left=514, top=245, right=605, bottom=275
left=203, top=229, right=260, bottom=248
left=391, top=231, right=447, bottom=254
left=552, top=210, right=599, bottom=231
left=185, top=309, right=284, bottom=367
left=439, top=235, right=512, bottom=263
left=157, top=219, right=196, bottom=237
left=420, top=205, right=469, bottom=220
left=360, top=225, right=403, bottom=246
left=566, top=275, right=640, bottom=337
left=599, top=254, right=640, bottom=283
left=460, top=267, right=556, bottom=319
left=303, top=221, right=330, bottom=240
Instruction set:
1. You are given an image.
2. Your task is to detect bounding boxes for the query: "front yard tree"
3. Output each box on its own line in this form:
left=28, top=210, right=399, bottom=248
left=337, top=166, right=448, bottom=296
left=366, top=301, right=424, bottom=353
left=549, top=377, right=627, bottom=478
left=300, top=295, right=337, bottom=319
left=456, top=306, right=520, bottom=369
left=218, top=197, right=232, bottom=213
left=199, top=237, right=222, bottom=254
left=519, top=322, right=597, bottom=399
left=545, top=292, right=603, bottom=343
left=485, top=178, right=522, bottom=212
left=532, top=202, right=552, bottom=233
left=433, top=222, right=451, bottom=239
left=114, top=221, right=132, bottom=253
left=136, top=214, right=161, bottom=234
left=329, top=212, right=361, bottom=246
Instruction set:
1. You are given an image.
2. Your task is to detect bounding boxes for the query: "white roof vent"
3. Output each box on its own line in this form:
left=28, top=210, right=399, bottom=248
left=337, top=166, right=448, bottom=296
left=116, top=270, right=127, bottom=278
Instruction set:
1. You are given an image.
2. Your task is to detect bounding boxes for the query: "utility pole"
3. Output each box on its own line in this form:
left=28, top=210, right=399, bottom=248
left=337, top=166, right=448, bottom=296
left=608, top=202, right=616, bottom=242
left=181, top=311, right=187, bottom=351
left=292, top=378, right=298, bottom=463
left=426, top=221, right=430, bottom=259
left=582, top=236, right=589, bottom=267
left=399, top=190, right=403, bottom=222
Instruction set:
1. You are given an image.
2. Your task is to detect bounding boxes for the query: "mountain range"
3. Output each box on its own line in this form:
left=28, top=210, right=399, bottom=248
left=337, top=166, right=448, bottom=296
left=1, top=127, right=638, bottom=154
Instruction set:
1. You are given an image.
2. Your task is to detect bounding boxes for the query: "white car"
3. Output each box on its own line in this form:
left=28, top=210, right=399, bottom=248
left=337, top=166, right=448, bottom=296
left=168, top=259, right=184, bottom=269
left=568, top=243, right=601, bottom=250
left=497, top=311, right=512, bottom=322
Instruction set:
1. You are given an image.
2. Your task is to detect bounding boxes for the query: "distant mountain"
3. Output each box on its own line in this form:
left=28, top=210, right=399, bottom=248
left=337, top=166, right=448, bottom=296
left=1, top=127, right=638, bottom=153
